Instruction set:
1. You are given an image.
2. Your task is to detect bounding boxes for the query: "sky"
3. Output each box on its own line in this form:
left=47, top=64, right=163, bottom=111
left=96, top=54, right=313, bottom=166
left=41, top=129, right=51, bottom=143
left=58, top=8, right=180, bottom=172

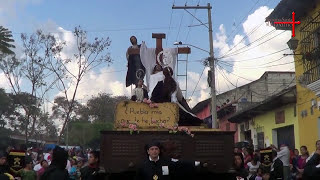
left=0, top=0, right=295, bottom=110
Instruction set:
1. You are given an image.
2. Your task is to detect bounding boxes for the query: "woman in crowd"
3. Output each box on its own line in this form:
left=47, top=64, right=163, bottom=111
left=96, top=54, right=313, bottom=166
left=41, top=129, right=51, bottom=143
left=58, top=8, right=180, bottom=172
left=37, top=160, right=48, bottom=180
left=303, top=141, right=320, bottom=179
left=242, top=147, right=252, bottom=169
left=69, top=158, right=78, bottom=180
left=295, top=146, right=309, bottom=179
left=306, top=140, right=320, bottom=163
left=234, top=153, right=249, bottom=180
left=247, top=155, right=260, bottom=180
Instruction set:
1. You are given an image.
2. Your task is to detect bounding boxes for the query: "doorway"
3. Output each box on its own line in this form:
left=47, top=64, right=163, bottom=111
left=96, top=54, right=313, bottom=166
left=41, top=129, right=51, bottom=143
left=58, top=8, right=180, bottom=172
left=276, top=125, right=295, bottom=150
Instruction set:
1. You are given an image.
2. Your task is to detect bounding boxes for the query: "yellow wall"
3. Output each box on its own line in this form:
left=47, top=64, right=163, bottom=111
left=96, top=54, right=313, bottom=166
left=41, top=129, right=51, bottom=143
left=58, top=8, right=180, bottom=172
left=294, top=5, right=320, bottom=151
left=252, top=103, right=300, bottom=149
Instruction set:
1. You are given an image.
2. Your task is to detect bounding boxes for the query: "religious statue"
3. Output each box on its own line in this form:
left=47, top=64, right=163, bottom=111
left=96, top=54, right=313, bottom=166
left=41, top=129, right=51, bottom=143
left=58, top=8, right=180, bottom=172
left=125, top=36, right=146, bottom=87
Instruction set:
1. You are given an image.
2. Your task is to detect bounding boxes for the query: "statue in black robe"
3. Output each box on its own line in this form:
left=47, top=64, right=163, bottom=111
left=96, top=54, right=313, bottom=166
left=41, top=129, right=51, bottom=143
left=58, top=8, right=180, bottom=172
left=126, top=36, right=146, bottom=87
left=150, top=67, right=202, bottom=126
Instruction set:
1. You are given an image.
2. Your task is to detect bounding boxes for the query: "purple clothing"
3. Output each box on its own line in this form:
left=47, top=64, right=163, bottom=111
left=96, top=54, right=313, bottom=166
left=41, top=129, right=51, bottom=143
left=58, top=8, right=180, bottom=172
left=297, top=156, right=307, bottom=169
left=37, top=167, right=45, bottom=180
left=255, top=176, right=262, bottom=180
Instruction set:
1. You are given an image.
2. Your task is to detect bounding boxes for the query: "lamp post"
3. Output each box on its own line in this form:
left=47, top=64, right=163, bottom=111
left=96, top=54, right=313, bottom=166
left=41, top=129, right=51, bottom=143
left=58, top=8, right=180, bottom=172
left=283, top=37, right=301, bottom=56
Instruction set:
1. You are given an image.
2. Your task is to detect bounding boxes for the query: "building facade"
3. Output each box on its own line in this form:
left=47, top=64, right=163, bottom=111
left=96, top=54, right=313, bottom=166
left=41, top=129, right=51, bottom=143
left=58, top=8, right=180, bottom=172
left=267, top=0, right=320, bottom=151
left=192, top=71, right=295, bottom=143
left=228, top=86, right=299, bottom=150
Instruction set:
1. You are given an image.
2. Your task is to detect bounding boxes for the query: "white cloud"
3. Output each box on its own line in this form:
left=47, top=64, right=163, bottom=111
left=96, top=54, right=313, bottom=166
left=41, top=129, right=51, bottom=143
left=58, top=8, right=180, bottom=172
left=187, top=6, right=294, bottom=107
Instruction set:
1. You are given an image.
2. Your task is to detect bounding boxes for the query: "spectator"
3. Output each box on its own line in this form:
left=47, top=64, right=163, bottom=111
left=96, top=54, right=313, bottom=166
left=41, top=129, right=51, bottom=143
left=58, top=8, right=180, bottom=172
left=302, top=147, right=320, bottom=179
left=11, top=156, right=37, bottom=180
left=76, top=159, right=84, bottom=179
left=68, top=158, right=78, bottom=180
left=37, top=160, right=48, bottom=180
left=40, top=146, right=69, bottom=180
left=272, top=143, right=290, bottom=180
left=0, top=150, right=12, bottom=180
left=255, top=167, right=263, bottom=180
left=295, top=146, right=309, bottom=179
left=80, top=151, right=106, bottom=180
left=34, top=155, right=44, bottom=172
left=270, top=149, right=284, bottom=180
left=247, top=155, right=260, bottom=180
left=291, top=149, right=299, bottom=180
left=243, top=147, right=252, bottom=169
left=233, top=153, right=249, bottom=180
left=306, top=140, right=320, bottom=163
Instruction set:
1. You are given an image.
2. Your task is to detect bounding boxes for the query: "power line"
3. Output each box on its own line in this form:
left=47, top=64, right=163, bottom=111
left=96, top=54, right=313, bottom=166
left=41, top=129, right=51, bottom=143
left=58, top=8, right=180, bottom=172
left=219, top=48, right=289, bottom=62
left=166, top=0, right=176, bottom=47
left=218, top=28, right=277, bottom=59
left=224, top=0, right=260, bottom=44
left=184, top=0, right=201, bottom=44
left=176, top=9, right=185, bottom=41
left=219, top=22, right=265, bottom=59
left=218, top=59, right=294, bottom=69
left=190, top=66, right=206, bottom=98
left=220, top=30, right=285, bottom=59
left=216, top=63, right=254, bottom=82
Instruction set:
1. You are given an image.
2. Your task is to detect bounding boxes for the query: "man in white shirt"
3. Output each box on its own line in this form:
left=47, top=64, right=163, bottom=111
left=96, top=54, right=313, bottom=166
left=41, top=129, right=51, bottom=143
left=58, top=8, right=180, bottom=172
left=273, top=144, right=290, bottom=180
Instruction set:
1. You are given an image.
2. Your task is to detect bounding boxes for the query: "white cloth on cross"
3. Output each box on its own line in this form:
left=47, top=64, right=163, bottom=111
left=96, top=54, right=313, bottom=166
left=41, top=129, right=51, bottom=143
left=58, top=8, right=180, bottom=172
left=140, top=42, right=178, bottom=91
left=148, top=72, right=165, bottom=98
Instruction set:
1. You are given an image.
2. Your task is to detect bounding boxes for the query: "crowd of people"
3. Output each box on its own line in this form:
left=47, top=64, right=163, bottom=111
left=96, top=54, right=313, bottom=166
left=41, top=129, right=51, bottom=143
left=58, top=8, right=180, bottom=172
left=0, top=146, right=106, bottom=180
left=232, top=140, right=320, bottom=180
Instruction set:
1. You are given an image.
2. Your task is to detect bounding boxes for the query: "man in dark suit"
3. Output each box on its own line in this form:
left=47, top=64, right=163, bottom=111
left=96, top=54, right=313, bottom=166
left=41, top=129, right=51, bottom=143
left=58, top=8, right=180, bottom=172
left=303, top=148, right=320, bottom=180
left=135, top=141, right=176, bottom=180
left=270, top=150, right=283, bottom=180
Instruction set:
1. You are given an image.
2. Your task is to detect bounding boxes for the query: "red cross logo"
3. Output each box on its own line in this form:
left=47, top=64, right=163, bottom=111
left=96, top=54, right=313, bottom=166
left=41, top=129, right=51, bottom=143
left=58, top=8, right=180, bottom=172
left=274, top=12, right=301, bottom=37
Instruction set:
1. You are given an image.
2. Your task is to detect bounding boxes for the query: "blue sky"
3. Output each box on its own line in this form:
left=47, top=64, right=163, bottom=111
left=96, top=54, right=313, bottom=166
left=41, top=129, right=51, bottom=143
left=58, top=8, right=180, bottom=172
left=0, top=0, right=294, bottom=107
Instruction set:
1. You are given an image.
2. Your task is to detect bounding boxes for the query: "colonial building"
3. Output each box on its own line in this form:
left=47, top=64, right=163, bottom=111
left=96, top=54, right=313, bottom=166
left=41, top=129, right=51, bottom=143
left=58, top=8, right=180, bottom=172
left=192, top=71, right=295, bottom=143
left=267, top=0, right=320, bottom=150
left=228, top=86, right=299, bottom=150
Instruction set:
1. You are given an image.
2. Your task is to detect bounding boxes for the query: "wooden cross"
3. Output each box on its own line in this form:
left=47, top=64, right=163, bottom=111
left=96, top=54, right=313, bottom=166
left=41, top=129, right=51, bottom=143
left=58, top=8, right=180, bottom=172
left=127, top=33, right=191, bottom=64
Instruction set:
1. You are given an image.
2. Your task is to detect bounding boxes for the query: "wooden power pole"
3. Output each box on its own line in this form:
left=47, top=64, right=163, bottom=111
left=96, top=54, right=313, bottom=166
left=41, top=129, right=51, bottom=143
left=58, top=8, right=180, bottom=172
left=172, top=3, right=217, bottom=129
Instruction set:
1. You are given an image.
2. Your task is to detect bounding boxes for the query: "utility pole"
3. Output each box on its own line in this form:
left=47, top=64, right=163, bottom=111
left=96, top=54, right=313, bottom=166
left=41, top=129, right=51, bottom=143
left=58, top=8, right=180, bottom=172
left=173, top=3, right=217, bottom=128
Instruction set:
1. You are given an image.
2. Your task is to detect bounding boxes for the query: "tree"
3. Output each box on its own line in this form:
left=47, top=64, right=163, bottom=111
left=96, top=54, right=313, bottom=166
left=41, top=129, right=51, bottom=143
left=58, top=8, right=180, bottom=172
left=0, top=88, right=14, bottom=127
left=51, top=96, right=86, bottom=123
left=0, top=26, right=15, bottom=55
left=67, top=121, right=113, bottom=148
left=35, top=112, right=58, bottom=140
left=0, top=30, right=63, bottom=144
left=43, top=26, right=112, bottom=143
left=86, top=93, right=128, bottom=123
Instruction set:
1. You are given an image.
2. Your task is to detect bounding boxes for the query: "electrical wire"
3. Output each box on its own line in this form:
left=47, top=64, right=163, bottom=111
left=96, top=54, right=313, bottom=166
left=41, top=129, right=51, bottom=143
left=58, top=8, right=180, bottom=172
left=190, top=66, right=206, bottom=98
left=166, top=0, right=176, bottom=46
left=224, top=0, right=260, bottom=44
left=220, top=29, right=281, bottom=59
left=219, top=22, right=265, bottom=59
left=220, top=48, right=289, bottom=62
left=176, top=9, right=185, bottom=41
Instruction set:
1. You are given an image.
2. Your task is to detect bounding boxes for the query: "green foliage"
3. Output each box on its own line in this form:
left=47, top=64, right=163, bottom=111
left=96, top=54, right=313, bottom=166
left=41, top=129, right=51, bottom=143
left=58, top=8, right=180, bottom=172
left=67, top=121, right=113, bottom=148
left=0, top=26, right=15, bottom=55
left=86, top=93, right=128, bottom=123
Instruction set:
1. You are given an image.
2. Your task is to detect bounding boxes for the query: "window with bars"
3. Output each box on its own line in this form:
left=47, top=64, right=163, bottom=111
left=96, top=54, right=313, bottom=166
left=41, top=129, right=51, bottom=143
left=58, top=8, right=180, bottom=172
left=299, top=13, right=320, bottom=85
